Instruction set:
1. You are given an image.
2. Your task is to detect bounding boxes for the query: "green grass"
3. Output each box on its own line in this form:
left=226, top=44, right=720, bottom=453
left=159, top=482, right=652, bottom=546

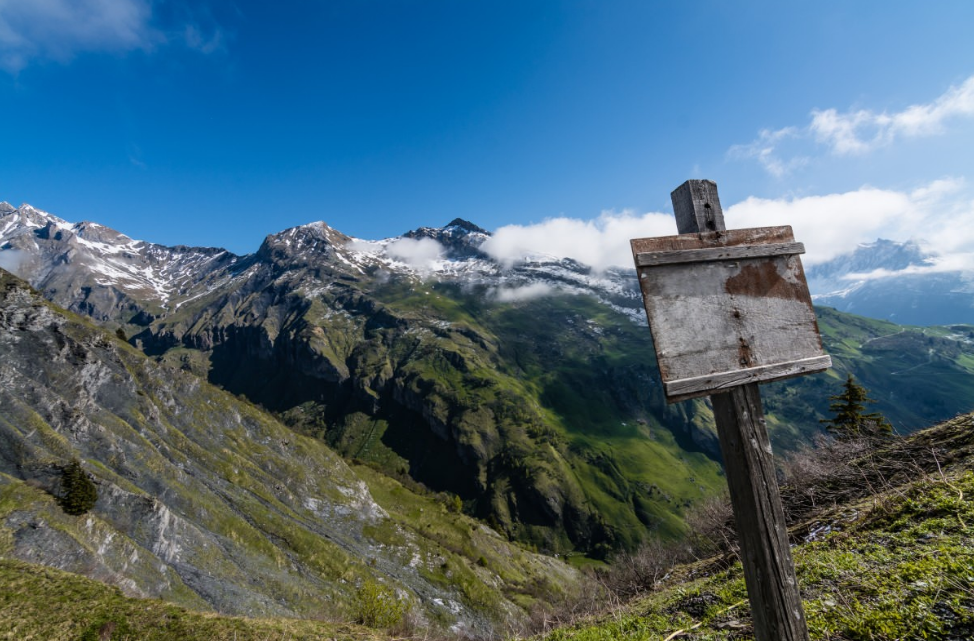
left=0, top=559, right=383, bottom=641
left=535, top=413, right=974, bottom=641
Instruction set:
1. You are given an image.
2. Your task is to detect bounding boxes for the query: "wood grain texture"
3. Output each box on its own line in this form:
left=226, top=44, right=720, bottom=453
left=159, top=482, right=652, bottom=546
left=664, top=354, right=832, bottom=401
left=631, top=225, right=796, bottom=255
left=671, top=179, right=725, bottom=234
left=634, top=241, right=805, bottom=267
left=633, top=244, right=826, bottom=397
left=712, top=385, right=811, bottom=641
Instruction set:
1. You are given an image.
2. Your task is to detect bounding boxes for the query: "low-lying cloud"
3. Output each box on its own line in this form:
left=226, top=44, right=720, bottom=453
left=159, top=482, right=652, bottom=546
left=478, top=180, right=974, bottom=274
left=481, top=210, right=676, bottom=271
left=491, top=282, right=556, bottom=303
left=385, top=237, right=445, bottom=271
left=0, top=249, right=24, bottom=275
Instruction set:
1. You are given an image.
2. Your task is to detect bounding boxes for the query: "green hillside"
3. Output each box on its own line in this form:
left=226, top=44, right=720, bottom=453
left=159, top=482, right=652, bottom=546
left=8, top=412, right=974, bottom=640
left=0, top=269, right=580, bottom=636
left=0, top=558, right=383, bottom=641
left=534, top=412, right=974, bottom=641
left=763, top=307, right=974, bottom=446
left=142, top=257, right=974, bottom=559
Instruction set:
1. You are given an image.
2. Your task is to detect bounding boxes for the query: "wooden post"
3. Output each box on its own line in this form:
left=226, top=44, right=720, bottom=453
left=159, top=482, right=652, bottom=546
left=671, top=180, right=810, bottom=641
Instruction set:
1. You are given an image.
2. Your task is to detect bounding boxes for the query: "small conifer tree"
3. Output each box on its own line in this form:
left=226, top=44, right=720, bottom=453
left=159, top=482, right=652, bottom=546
left=59, top=459, right=98, bottom=516
left=820, top=374, right=893, bottom=439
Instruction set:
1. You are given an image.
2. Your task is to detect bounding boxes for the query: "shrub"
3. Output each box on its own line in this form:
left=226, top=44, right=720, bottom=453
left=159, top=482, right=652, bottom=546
left=355, top=579, right=408, bottom=629
left=58, top=459, right=98, bottom=516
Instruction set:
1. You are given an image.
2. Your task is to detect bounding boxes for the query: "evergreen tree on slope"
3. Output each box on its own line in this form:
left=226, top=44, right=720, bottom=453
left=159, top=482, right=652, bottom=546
left=821, top=373, right=893, bottom=439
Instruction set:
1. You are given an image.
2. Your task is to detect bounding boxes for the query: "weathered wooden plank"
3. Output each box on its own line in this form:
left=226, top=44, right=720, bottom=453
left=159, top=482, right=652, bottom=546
left=672, top=179, right=725, bottom=233
left=635, top=252, right=824, bottom=390
left=631, top=225, right=795, bottom=254
left=664, top=354, right=832, bottom=400
left=634, top=241, right=805, bottom=267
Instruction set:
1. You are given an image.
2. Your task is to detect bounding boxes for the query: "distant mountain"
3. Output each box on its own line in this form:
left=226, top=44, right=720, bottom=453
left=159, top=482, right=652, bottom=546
left=807, top=239, right=974, bottom=325
left=3, top=201, right=974, bottom=560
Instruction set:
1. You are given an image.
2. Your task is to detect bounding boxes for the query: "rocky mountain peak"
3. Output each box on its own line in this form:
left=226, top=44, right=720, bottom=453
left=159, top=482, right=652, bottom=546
left=404, top=219, right=491, bottom=260
left=256, top=221, right=353, bottom=269
left=444, top=218, right=489, bottom=235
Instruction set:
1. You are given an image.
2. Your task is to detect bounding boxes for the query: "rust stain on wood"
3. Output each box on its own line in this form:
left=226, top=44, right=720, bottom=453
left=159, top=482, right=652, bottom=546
left=630, top=225, right=829, bottom=402
left=724, top=261, right=806, bottom=301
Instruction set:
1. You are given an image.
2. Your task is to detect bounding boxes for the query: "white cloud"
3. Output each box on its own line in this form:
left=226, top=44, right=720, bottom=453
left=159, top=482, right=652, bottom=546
left=733, top=74, right=974, bottom=175
left=385, top=237, right=445, bottom=271
left=726, top=179, right=974, bottom=268
left=0, top=0, right=158, bottom=71
left=728, top=127, right=808, bottom=177
left=481, top=210, right=676, bottom=271
left=843, top=253, right=974, bottom=281
left=0, top=0, right=225, bottom=72
left=491, top=282, right=556, bottom=303
left=182, top=22, right=224, bottom=54
left=478, top=180, right=974, bottom=275
left=0, top=248, right=24, bottom=275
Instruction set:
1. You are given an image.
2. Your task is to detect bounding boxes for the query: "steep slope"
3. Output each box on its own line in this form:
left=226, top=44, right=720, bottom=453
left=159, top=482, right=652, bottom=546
left=533, top=412, right=974, bottom=641
left=0, top=558, right=386, bottom=641
left=5, top=202, right=974, bottom=558
left=0, top=269, right=579, bottom=635
left=122, top=223, right=727, bottom=556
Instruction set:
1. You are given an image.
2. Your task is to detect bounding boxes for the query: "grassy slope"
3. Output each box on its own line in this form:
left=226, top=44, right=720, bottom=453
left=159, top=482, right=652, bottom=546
left=0, top=558, right=382, bottom=641
left=537, top=412, right=974, bottom=641
left=7, top=413, right=974, bottom=640
left=763, top=308, right=974, bottom=447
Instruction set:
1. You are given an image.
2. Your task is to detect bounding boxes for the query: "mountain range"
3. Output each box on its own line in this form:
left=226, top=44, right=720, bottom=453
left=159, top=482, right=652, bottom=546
left=807, top=238, right=974, bottom=326
left=1, top=200, right=973, bottom=598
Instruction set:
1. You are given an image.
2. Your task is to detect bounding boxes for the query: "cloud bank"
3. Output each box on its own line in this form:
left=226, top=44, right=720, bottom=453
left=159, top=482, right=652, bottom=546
left=731, top=74, right=974, bottom=176
left=478, top=180, right=974, bottom=274
left=480, top=210, right=677, bottom=271
left=726, top=178, right=974, bottom=268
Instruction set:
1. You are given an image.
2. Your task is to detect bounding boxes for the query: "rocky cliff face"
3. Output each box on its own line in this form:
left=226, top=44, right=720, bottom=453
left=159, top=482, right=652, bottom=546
left=0, top=269, right=579, bottom=634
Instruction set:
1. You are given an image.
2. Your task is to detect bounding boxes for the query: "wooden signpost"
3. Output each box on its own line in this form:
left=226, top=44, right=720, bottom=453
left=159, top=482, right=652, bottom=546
left=631, top=180, right=831, bottom=641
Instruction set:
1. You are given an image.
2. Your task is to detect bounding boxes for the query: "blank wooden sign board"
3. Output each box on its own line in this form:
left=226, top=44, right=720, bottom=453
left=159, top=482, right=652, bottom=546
left=631, top=180, right=830, bottom=641
left=632, top=225, right=831, bottom=402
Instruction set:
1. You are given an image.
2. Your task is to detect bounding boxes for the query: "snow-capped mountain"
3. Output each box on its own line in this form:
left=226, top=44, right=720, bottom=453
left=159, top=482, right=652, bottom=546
left=0, top=202, right=239, bottom=322
left=0, top=202, right=645, bottom=326
left=807, top=239, right=974, bottom=325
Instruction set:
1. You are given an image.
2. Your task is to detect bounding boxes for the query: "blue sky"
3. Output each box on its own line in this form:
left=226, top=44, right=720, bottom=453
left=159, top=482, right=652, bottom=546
left=2, top=1, right=974, bottom=272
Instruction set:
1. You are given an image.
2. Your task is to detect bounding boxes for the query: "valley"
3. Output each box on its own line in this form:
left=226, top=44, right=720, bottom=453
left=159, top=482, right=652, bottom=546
left=1, top=202, right=973, bottom=637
